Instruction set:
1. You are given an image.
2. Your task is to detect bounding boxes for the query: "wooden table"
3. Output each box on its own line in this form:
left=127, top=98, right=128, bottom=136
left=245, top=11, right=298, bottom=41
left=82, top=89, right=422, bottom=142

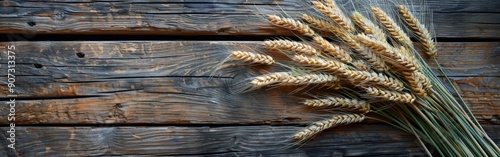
left=0, top=0, right=498, bottom=156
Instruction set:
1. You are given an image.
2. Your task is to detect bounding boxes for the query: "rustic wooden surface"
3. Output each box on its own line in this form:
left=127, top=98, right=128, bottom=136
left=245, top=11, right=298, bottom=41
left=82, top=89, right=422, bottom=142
left=0, top=0, right=499, bottom=156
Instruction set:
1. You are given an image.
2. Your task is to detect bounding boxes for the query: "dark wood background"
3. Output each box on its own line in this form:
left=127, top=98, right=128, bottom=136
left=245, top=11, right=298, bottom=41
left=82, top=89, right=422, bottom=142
left=0, top=0, right=498, bottom=156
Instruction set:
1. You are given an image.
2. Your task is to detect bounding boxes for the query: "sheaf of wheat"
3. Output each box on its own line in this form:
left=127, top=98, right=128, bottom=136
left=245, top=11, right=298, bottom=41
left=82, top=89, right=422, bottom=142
left=225, top=0, right=500, bottom=156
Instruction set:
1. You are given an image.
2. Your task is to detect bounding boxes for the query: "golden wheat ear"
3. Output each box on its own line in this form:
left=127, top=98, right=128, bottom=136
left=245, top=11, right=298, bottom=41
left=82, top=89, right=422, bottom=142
left=312, top=35, right=353, bottom=63
left=370, top=6, right=413, bottom=47
left=356, top=34, right=418, bottom=71
left=403, top=70, right=432, bottom=97
left=365, top=87, right=415, bottom=104
left=304, top=97, right=370, bottom=113
left=294, top=113, right=365, bottom=141
left=397, top=5, right=437, bottom=57
left=231, top=51, right=275, bottom=65
left=312, top=0, right=355, bottom=32
left=250, top=72, right=340, bottom=89
left=351, top=11, right=386, bottom=41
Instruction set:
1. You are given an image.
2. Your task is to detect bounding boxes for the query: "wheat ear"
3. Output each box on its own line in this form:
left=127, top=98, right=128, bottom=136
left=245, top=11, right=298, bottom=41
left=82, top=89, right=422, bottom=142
left=403, top=70, right=432, bottom=97
left=294, top=113, right=365, bottom=140
left=365, top=87, right=415, bottom=104
left=292, top=55, right=348, bottom=75
left=304, top=97, right=370, bottom=113
left=267, top=15, right=316, bottom=37
left=302, top=14, right=337, bottom=32
left=398, top=5, right=437, bottom=57
left=352, top=59, right=371, bottom=71
left=264, top=39, right=320, bottom=56
left=346, top=37, right=389, bottom=72
left=357, top=34, right=418, bottom=71
left=231, top=51, right=274, bottom=65
left=371, top=7, right=412, bottom=47
left=351, top=11, right=386, bottom=41
left=312, top=36, right=352, bottom=63
left=313, top=1, right=355, bottom=32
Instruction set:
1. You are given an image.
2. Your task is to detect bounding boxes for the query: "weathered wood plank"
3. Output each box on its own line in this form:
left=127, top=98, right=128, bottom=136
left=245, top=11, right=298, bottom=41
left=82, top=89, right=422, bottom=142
left=0, top=41, right=498, bottom=125
left=0, top=76, right=498, bottom=125
left=0, top=41, right=497, bottom=78
left=0, top=0, right=498, bottom=38
left=1, top=124, right=497, bottom=156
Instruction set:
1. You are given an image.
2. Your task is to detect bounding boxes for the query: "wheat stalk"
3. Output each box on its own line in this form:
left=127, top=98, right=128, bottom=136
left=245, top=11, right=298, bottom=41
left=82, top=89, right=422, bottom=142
left=312, top=35, right=352, bottom=63
left=352, top=59, right=371, bottom=71
left=304, top=97, right=370, bottom=113
left=294, top=113, right=365, bottom=141
left=352, top=11, right=386, bottom=41
left=268, top=15, right=316, bottom=37
left=292, top=55, right=348, bottom=74
left=398, top=5, right=437, bottom=57
left=229, top=2, right=500, bottom=155
left=302, top=14, right=337, bottom=32
left=365, top=87, right=415, bottom=104
left=371, top=7, right=412, bottom=47
left=403, top=70, right=432, bottom=97
left=313, top=0, right=355, bottom=32
left=231, top=51, right=274, bottom=65
left=345, top=70, right=404, bottom=91
left=357, top=34, right=418, bottom=71
left=293, top=55, right=402, bottom=90
left=264, top=39, right=320, bottom=56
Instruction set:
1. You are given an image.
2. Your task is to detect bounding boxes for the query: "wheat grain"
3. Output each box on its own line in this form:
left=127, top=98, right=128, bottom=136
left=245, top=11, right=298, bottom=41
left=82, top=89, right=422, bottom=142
left=365, top=87, right=415, bottom=103
left=294, top=113, right=365, bottom=140
left=264, top=39, right=320, bottom=56
left=371, top=7, right=412, bottom=47
left=357, top=34, right=418, bottom=71
left=304, top=97, right=370, bottom=113
left=312, top=1, right=355, bottom=32
left=313, top=35, right=352, bottom=63
left=231, top=51, right=275, bottom=65
left=352, top=11, right=386, bottom=41
left=398, top=5, right=437, bottom=57
left=267, top=15, right=316, bottom=37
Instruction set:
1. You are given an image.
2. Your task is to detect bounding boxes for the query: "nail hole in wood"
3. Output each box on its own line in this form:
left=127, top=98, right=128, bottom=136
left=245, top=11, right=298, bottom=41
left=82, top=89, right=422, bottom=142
left=76, top=52, right=85, bottom=58
left=34, top=63, right=43, bottom=68
left=27, top=22, right=36, bottom=27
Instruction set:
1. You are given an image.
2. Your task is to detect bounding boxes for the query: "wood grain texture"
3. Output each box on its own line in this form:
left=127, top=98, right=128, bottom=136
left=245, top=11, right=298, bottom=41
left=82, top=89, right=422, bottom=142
left=0, top=41, right=498, bottom=125
left=0, top=0, right=498, bottom=38
left=1, top=124, right=498, bottom=156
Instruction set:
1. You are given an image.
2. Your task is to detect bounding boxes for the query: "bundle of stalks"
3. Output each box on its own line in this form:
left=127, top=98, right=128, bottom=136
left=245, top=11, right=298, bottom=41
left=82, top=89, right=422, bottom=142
left=226, top=0, right=499, bottom=156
